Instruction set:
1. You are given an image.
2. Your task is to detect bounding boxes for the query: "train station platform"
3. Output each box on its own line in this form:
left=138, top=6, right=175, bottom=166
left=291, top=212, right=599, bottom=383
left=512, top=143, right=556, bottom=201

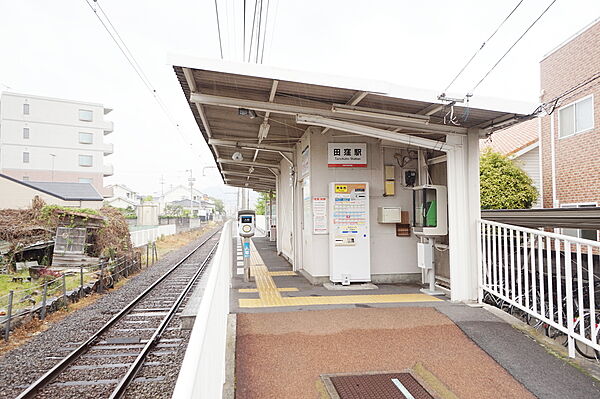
left=228, top=236, right=600, bottom=399
left=230, top=236, right=442, bottom=313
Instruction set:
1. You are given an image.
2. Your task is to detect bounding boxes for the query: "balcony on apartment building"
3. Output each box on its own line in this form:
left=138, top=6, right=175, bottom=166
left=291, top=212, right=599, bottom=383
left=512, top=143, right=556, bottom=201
left=101, top=120, right=114, bottom=135
left=100, top=142, right=114, bottom=155
left=103, top=164, right=114, bottom=177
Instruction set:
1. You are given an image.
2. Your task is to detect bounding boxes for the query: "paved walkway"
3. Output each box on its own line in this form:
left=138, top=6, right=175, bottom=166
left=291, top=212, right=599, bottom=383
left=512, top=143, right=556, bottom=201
left=231, top=237, right=441, bottom=312
left=236, top=307, right=534, bottom=399
left=231, top=236, right=600, bottom=398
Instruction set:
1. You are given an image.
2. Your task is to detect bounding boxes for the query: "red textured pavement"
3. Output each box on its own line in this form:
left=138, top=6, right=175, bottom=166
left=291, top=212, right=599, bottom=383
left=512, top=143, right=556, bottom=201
left=235, top=307, right=534, bottom=399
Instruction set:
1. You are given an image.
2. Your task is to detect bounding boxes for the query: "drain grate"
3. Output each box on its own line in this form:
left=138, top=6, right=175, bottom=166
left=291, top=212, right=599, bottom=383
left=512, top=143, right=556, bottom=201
left=329, top=372, right=434, bottom=399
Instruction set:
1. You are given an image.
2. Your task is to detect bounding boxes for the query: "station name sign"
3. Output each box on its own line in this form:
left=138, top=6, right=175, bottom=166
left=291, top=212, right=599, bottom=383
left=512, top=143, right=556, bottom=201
left=327, top=143, right=367, bottom=167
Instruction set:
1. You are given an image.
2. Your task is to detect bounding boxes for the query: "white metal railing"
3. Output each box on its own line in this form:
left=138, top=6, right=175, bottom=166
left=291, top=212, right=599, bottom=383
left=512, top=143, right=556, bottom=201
left=172, top=221, right=232, bottom=398
left=478, top=219, right=600, bottom=358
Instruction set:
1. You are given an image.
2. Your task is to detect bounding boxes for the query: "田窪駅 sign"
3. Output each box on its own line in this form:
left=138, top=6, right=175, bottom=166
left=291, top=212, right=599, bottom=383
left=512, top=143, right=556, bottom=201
left=327, top=143, right=367, bottom=167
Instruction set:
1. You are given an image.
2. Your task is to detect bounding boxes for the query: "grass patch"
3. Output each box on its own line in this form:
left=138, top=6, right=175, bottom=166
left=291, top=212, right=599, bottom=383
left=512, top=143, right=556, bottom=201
left=141, top=222, right=218, bottom=264
left=0, top=269, right=97, bottom=314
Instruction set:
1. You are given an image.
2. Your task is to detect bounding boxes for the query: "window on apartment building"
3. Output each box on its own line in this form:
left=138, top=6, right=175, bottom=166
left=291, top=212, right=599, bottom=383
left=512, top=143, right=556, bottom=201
left=78, top=178, right=93, bottom=184
left=23, top=152, right=30, bottom=163
left=78, top=154, right=93, bottom=167
left=23, top=127, right=30, bottom=139
left=78, top=109, right=93, bottom=122
left=23, top=103, right=29, bottom=115
left=79, top=132, right=93, bottom=144
left=559, top=96, right=594, bottom=138
left=561, top=204, right=598, bottom=241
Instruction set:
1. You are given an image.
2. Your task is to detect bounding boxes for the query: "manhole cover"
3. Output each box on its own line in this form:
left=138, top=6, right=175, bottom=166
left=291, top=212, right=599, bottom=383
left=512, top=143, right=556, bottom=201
left=329, top=372, right=434, bottom=399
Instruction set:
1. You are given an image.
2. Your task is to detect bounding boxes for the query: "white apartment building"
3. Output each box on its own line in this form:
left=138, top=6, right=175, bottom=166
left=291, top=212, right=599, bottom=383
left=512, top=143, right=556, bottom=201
left=0, top=92, right=114, bottom=196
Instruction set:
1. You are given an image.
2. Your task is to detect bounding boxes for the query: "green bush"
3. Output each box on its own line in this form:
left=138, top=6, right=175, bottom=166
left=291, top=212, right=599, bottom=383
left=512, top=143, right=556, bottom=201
left=480, top=149, right=538, bottom=209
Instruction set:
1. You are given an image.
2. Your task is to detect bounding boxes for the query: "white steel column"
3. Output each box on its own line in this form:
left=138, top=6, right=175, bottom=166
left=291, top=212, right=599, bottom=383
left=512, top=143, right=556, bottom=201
left=446, top=128, right=481, bottom=302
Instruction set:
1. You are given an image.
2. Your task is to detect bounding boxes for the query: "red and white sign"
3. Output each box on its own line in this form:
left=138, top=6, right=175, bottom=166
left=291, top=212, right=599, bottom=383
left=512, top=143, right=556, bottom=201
left=312, top=196, right=328, bottom=234
left=327, top=143, right=367, bottom=167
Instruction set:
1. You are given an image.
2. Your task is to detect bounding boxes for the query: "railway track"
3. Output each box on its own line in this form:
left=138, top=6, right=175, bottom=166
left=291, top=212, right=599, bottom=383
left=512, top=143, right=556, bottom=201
left=16, top=228, right=222, bottom=399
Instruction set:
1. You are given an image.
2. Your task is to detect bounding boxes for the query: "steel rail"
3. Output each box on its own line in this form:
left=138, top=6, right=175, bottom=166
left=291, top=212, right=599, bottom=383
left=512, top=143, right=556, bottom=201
left=109, top=240, right=219, bottom=398
left=16, top=228, right=222, bottom=399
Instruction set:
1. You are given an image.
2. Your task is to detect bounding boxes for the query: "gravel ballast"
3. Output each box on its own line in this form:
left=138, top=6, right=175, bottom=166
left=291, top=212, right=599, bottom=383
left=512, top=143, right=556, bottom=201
left=0, top=226, right=221, bottom=399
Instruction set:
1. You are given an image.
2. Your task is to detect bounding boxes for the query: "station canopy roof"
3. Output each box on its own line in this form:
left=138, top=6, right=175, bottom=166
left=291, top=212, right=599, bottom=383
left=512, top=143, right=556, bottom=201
left=171, top=55, right=534, bottom=192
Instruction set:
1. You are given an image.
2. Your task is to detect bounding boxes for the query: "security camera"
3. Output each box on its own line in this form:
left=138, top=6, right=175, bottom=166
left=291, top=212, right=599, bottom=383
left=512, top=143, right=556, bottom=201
left=232, top=152, right=244, bottom=161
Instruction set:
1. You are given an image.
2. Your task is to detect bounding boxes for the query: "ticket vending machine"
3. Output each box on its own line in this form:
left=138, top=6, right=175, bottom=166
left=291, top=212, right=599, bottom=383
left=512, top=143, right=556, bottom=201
left=329, top=182, right=370, bottom=284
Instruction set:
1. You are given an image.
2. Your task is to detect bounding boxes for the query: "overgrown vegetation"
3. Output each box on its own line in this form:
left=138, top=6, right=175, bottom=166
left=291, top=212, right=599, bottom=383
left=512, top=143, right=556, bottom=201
left=0, top=197, right=133, bottom=267
left=480, top=149, right=538, bottom=209
left=109, top=205, right=136, bottom=219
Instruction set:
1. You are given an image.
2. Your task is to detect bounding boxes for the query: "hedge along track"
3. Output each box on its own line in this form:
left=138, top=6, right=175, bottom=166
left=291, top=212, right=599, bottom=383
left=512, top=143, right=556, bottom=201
left=16, top=228, right=222, bottom=399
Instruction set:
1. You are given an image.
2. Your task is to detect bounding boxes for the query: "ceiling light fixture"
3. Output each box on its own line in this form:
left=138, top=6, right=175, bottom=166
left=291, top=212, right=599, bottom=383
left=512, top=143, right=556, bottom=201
left=238, top=108, right=257, bottom=119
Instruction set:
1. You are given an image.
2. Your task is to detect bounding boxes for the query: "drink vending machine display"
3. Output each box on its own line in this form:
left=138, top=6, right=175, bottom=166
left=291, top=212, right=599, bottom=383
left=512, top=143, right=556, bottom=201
left=328, top=182, right=371, bottom=284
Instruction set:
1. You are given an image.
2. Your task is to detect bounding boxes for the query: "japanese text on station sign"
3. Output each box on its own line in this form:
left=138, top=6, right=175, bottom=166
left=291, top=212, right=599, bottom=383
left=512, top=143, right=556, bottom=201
left=327, top=143, right=367, bottom=167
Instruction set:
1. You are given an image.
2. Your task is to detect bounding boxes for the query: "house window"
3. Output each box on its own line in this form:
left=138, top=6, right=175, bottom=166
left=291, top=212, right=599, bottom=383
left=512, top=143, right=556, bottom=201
left=23, top=103, right=29, bottom=115
left=23, top=152, right=30, bottom=163
left=78, top=109, right=93, bottom=122
left=23, top=127, right=30, bottom=139
left=79, top=132, right=93, bottom=144
left=79, top=178, right=93, bottom=184
left=79, top=154, right=93, bottom=167
left=559, top=96, right=594, bottom=138
left=561, top=204, right=598, bottom=240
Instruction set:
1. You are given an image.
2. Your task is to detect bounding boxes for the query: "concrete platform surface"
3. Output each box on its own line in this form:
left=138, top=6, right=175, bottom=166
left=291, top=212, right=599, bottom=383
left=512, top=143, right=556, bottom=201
left=231, top=237, right=443, bottom=313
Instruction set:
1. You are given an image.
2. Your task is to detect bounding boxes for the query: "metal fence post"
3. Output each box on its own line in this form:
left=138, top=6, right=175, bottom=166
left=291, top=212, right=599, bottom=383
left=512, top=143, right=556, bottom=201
left=4, top=290, right=14, bottom=341
left=40, top=282, right=48, bottom=320
left=79, top=266, right=84, bottom=299
left=62, top=274, right=67, bottom=310
left=99, top=262, right=105, bottom=293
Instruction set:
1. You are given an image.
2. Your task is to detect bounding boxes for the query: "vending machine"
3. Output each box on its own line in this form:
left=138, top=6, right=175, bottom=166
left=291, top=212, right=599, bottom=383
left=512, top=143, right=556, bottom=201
left=329, top=182, right=370, bottom=284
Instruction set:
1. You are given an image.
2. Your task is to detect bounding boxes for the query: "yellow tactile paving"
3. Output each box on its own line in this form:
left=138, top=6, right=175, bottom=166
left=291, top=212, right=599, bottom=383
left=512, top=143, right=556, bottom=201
left=240, top=239, right=442, bottom=308
left=239, top=293, right=441, bottom=308
left=268, top=271, right=297, bottom=276
left=238, top=288, right=299, bottom=293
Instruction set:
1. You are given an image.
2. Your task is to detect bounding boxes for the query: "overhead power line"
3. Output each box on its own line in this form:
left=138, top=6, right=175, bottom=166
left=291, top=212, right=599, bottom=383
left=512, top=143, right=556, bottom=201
left=470, top=0, right=559, bottom=93
left=255, top=0, right=264, bottom=63
left=83, top=0, right=197, bottom=154
left=248, top=0, right=259, bottom=62
left=260, top=0, right=271, bottom=63
left=442, top=0, right=525, bottom=94
left=214, top=0, right=224, bottom=59
left=243, top=0, right=247, bottom=60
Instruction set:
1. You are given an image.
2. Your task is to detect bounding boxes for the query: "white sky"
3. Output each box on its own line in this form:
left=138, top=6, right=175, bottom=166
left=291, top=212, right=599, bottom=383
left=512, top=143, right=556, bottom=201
left=1, top=0, right=599, bottom=206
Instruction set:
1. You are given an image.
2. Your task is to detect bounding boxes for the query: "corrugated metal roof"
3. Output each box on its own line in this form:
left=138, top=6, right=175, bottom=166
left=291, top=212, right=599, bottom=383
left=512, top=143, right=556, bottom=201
left=171, top=56, right=536, bottom=192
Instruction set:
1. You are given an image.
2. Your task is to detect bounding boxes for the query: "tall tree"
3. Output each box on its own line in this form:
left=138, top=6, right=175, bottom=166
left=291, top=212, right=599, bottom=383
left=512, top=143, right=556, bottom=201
left=480, top=149, right=538, bottom=209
